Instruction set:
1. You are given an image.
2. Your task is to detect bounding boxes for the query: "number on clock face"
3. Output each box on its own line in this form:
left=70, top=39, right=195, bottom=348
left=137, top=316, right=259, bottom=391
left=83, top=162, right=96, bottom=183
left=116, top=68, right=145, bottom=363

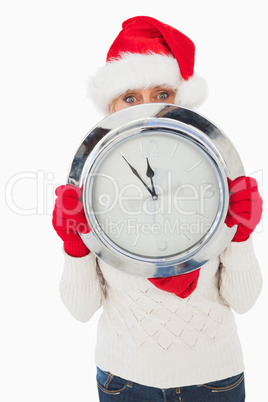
left=90, top=132, right=220, bottom=259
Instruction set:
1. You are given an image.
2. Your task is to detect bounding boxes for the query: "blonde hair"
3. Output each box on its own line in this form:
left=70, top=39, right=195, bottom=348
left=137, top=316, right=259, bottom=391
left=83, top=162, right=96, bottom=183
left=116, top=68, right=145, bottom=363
left=109, top=99, right=116, bottom=114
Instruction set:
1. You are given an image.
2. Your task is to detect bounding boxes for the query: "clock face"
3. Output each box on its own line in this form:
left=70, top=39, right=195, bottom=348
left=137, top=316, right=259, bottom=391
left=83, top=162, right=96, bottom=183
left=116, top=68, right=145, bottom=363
left=85, top=130, right=222, bottom=260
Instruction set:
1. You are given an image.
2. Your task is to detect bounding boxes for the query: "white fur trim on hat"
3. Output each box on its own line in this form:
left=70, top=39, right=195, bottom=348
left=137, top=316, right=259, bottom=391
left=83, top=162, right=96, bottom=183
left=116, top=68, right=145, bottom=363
left=88, top=53, right=208, bottom=115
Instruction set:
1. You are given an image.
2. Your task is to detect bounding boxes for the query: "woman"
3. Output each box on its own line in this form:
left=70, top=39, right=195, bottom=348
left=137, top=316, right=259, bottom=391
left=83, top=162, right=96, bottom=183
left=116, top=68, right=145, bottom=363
left=53, top=16, right=263, bottom=401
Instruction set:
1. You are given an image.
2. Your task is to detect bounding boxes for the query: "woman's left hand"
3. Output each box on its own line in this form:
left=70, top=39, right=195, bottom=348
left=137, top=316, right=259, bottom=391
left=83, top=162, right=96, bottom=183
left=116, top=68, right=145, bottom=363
left=225, top=176, right=263, bottom=242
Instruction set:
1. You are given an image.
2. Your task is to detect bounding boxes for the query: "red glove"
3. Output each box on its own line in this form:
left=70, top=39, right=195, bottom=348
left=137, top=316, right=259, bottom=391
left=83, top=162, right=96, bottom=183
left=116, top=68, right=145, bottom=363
left=52, top=184, right=91, bottom=257
left=225, top=176, right=263, bottom=242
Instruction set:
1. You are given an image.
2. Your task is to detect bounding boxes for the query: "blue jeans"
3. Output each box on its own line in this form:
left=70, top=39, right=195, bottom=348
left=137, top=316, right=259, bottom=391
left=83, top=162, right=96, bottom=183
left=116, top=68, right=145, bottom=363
left=96, top=367, right=245, bottom=401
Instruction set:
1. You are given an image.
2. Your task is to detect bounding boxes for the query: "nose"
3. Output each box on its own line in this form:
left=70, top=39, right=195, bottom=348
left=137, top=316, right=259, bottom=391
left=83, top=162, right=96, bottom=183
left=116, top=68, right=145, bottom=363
left=141, top=93, right=152, bottom=104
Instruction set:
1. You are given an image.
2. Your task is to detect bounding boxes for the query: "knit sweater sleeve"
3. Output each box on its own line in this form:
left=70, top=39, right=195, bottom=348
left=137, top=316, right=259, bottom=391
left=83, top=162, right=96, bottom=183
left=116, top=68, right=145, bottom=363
left=219, top=236, right=262, bottom=314
left=60, top=251, right=105, bottom=322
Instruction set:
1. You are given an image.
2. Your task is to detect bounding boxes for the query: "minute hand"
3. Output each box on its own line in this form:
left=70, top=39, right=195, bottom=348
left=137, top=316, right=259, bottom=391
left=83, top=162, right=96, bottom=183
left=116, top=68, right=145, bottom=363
left=121, top=155, right=155, bottom=198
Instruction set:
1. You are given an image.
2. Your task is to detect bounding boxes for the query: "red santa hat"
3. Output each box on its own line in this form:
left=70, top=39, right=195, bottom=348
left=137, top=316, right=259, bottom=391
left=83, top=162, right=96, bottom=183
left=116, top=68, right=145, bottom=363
left=89, top=16, right=208, bottom=114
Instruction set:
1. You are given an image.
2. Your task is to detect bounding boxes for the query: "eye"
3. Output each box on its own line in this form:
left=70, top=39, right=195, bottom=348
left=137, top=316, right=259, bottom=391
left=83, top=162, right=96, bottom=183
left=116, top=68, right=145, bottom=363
left=157, top=92, right=169, bottom=100
left=124, top=95, right=137, bottom=104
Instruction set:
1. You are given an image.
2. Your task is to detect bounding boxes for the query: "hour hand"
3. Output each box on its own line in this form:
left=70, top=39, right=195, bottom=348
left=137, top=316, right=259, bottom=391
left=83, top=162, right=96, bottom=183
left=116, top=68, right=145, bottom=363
left=121, top=154, right=156, bottom=199
left=146, top=157, right=158, bottom=199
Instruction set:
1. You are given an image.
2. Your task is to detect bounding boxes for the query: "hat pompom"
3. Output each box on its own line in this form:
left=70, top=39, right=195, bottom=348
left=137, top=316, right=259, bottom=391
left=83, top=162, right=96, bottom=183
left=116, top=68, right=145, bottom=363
left=175, top=75, right=209, bottom=109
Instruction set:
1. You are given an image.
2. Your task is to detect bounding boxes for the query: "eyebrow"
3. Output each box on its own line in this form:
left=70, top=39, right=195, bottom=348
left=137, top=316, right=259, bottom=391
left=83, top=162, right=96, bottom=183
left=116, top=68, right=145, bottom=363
left=123, top=87, right=173, bottom=94
left=123, top=90, right=139, bottom=96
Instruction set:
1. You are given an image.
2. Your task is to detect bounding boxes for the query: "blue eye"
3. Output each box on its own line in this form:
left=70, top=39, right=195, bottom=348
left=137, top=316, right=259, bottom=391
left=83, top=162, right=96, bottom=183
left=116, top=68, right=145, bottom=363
left=157, top=92, right=168, bottom=100
left=125, top=95, right=137, bottom=103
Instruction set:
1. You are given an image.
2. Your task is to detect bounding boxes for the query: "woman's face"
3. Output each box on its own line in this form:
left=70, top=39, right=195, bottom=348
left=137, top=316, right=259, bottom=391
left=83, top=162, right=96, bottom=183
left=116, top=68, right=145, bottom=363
left=111, top=86, right=176, bottom=113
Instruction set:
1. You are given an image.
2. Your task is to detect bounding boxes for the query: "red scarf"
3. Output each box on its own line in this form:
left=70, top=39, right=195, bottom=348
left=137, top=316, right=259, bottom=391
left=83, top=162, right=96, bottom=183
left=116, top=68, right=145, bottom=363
left=149, top=269, right=200, bottom=298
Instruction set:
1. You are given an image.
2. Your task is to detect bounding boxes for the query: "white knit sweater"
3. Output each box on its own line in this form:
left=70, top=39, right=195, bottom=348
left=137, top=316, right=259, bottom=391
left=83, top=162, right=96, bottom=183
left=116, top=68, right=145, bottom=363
left=60, top=236, right=262, bottom=388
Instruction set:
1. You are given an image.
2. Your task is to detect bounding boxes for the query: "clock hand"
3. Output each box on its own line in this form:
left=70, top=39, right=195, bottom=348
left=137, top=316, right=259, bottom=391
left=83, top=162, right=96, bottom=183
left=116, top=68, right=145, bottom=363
left=146, top=157, right=158, bottom=199
left=121, top=154, right=157, bottom=199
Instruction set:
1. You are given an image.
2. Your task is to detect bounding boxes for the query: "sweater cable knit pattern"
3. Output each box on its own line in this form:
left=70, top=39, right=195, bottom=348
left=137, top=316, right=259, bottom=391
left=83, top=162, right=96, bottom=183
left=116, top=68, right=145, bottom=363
left=60, top=237, right=262, bottom=388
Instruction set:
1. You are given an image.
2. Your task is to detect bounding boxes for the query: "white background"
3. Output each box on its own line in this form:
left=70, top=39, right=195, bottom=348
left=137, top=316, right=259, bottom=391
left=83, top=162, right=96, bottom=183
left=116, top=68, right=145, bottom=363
left=1, top=1, right=267, bottom=401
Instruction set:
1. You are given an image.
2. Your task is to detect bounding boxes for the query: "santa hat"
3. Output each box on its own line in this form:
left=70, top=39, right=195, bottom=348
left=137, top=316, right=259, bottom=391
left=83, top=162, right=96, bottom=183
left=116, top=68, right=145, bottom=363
left=89, top=16, right=208, bottom=114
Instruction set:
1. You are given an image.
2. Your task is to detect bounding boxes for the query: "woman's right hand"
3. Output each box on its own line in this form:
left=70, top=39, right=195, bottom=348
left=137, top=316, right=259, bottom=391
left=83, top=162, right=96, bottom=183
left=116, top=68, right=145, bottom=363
left=52, top=184, right=91, bottom=257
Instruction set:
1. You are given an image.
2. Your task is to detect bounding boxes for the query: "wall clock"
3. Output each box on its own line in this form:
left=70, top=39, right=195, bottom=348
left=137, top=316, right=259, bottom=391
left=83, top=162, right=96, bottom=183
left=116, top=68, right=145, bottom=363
left=68, top=104, right=244, bottom=277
